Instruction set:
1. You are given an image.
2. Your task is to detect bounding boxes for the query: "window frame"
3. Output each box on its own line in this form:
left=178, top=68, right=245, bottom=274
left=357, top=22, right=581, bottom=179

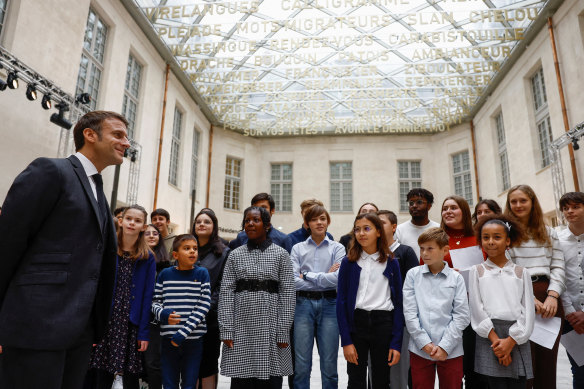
left=530, top=67, right=553, bottom=168
left=168, top=107, right=183, bottom=187
left=0, top=0, right=8, bottom=39
left=495, top=112, right=511, bottom=191
left=75, top=8, right=108, bottom=110
left=398, top=160, right=422, bottom=212
left=451, top=150, right=473, bottom=206
left=330, top=162, right=353, bottom=212
left=270, top=163, right=293, bottom=212
left=224, top=157, right=242, bottom=211
left=190, top=129, right=201, bottom=194
left=121, top=53, right=143, bottom=140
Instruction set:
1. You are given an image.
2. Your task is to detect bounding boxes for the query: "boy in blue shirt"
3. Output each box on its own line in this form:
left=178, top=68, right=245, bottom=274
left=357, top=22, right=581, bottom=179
left=152, top=234, right=211, bottom=389
left=402, top=227, right=470, bottom=389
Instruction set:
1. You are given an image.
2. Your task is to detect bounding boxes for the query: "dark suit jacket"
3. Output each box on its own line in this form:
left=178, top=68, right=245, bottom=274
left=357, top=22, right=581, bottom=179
left=0, top=155, right=117, bottom=350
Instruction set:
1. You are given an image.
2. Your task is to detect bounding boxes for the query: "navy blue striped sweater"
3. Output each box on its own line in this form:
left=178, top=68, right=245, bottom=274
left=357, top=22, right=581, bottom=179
left=152, top=266, right=211, bottom=344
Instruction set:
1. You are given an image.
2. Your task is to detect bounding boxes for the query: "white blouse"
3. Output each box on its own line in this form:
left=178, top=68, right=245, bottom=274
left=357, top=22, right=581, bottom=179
left=468, top=259, right=534, bottom=345
left=355, top=251, right=394, bottom=311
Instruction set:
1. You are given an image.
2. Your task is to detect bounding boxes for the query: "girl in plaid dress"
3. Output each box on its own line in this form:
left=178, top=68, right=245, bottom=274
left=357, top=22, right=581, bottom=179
left=218, top=206, right=295, bottom=389
left=469, top=215, right=534, bottom=388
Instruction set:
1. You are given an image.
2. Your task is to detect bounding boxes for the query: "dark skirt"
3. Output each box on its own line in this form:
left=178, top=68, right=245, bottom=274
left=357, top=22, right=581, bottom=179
left=90, top=255, right=142, bottom=375
left=474, top=319, right=533, bottom=380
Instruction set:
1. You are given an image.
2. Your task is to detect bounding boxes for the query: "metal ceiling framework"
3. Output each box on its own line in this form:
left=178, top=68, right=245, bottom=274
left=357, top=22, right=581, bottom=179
left=131, top=0, right=553, bottom=136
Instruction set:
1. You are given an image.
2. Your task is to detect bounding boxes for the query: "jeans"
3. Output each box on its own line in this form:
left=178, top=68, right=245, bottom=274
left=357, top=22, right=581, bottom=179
left=160, top=338, right=203, bottom=389
left=293, top=296, right=339, bottom=389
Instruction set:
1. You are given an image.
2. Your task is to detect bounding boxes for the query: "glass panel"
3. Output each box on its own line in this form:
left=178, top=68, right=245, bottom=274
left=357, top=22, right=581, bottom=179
left=330, top=182, right=340, bottom=211
left=410, top=162, right=421, bottom=179
left=134, top=0, right=548, bottom=137
left=330, top=163, right=340, bottom=180
left=282, top=164, right=293, bottom=180
left=282, top=183, right=292, bottom=212
left=271, top=164, right=281, bottom=181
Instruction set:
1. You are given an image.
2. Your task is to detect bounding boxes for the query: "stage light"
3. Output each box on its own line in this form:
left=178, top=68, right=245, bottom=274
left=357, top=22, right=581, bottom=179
left=26, top=84, right=37, bottom=101
left=50, top=103, right=72, bottom=130
left=572, top=138, right=580, bottom=151
left=41, top=94, right=52, bottom=110
left=6, top=72, right=18, bottom=89
left=0, top=79, right=6, bottom=91
left=76, top=92, right=91, bottom=105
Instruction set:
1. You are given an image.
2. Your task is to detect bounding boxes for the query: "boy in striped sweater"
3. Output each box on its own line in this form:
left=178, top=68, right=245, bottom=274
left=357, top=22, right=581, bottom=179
left=152, top=234, right=211, bottom=389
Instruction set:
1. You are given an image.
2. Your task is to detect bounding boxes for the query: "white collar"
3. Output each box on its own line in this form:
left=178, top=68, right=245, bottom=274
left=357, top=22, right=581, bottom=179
left=74, top=152, right=98, bottom=177
left=360, top=251, right=380, bottom=261
left=390, top=241, right=400, bottom=252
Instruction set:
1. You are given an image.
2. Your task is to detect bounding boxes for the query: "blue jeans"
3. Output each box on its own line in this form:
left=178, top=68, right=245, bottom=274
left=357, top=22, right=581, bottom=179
left=564, top=321, right=584, bottom=389
left=160, top=338, right=203, bottom=389
left=293, top=296, right=339, bottom=389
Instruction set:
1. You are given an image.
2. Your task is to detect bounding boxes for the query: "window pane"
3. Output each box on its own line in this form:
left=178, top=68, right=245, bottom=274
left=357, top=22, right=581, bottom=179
left=282, top=164, right=293, bottom=180
left=271, top=164, right=281, bottom=181
left=330, top=163, right=340, bottom=180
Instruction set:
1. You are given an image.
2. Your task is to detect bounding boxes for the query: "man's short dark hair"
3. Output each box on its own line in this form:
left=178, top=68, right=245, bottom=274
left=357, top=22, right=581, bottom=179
left=251, top=193, right=276, bottom=212
left=377, top=210, right=397, bottom=225
left=172, top=234, right=198, bottom=252
left=151, top=208, right=170, bottom=222
left=73, top=111, right=129, bottom=151
left=406, top=188, right=434, bottom=204
left=113, top=207, right=126, bottom=217
left=560, top=192, right=584, bottom=209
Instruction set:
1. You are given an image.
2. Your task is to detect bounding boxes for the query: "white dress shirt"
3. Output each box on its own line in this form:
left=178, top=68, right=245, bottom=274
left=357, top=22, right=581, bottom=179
left=558, top=226, right=584, bottom=315
left=74, top=152, right=98, bottom=201
left=355, top=251, right=394, bottom=311
left=468, top=259, right=534, bottom=345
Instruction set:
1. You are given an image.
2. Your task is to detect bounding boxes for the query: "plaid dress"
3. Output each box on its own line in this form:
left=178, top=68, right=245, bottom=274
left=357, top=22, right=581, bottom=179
left=218, top=239, right=295, bottom=380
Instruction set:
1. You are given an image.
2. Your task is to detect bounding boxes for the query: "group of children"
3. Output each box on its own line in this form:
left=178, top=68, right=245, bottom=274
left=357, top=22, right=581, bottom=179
left=81, top=185, right=584, bottom=389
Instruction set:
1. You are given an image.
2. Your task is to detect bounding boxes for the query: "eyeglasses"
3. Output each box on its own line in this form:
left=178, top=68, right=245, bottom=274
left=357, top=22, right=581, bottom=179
left=353, top=226, right=373, bottom=234
left=408, top=200, right=427, bottom=207
left=144, top=231, right=159, bottom=237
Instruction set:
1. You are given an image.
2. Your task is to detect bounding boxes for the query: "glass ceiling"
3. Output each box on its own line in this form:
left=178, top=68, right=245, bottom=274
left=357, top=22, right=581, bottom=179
left=134, top=0, right=547, bottom=136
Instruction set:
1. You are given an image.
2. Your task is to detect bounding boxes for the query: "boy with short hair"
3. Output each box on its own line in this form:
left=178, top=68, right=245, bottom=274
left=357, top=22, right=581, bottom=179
left=558, top=192, right=584, bottom=388
left=402, top=227, right=469, bottom=389
left=152, top=234, right=211, bottom=389
left=151, top=208, right=176, bottom=254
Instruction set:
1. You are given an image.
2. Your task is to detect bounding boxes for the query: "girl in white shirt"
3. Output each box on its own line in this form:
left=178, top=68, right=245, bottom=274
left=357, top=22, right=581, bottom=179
left=504, top=184, right=565, bottom=389
left=469, top=215, right=534, bottom=389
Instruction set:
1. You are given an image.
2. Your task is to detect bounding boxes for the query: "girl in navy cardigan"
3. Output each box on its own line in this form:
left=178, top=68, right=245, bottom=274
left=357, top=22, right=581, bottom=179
left=336, top=213, right=404, bottom=389
left=87, top=204, right=156, bottom=389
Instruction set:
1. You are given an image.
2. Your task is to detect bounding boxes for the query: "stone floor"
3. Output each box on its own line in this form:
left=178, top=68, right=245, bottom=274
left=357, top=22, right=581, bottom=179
left=217, top=343, right=574, bottom=388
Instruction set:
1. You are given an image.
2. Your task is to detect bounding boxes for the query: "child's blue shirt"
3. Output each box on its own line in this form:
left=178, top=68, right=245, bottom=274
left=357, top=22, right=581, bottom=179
left=402, top=262, right=470, bottom=360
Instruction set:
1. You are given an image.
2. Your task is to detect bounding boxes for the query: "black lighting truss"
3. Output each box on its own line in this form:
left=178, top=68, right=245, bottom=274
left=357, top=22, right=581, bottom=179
left=0, top=45, right=90, bottom=120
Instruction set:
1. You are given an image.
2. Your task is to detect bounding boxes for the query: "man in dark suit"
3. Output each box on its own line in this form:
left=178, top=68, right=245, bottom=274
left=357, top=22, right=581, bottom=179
left=0, top=111, right=130, bottom=389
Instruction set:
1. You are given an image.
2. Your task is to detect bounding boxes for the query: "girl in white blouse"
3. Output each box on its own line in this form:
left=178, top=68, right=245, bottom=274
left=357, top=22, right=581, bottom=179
left=469, top=215, right=534, bottom=389
left=504, top=184, right=565, bottom=389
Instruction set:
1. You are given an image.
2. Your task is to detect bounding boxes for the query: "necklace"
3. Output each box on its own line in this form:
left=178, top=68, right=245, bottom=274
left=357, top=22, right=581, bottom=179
left=450, top=233, right=465, bottom=246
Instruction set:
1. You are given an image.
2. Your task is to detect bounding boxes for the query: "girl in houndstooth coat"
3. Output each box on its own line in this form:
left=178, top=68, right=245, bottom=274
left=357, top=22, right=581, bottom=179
left=219, top=206, right=295, bottom=388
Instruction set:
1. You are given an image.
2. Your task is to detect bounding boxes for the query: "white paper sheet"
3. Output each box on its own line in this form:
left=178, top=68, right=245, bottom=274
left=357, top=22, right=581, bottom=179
left=561, top=330, right=584, bottom=367
left=530, top=316, right=562, bottom=349
left=449, top=246, right=484, bottom=271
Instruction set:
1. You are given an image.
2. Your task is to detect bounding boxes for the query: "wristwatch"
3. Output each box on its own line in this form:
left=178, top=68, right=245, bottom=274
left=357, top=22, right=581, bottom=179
left=302, top=271, right=309, bottom=280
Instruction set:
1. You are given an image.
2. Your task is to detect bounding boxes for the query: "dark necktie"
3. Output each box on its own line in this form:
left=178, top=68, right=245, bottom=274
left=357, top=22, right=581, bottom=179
left=92, top=173, right=108, bottom=231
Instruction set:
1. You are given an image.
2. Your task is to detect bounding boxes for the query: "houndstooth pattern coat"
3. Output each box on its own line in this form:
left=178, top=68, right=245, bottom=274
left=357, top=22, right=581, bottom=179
left=218, top=240, right=295, bottom=379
